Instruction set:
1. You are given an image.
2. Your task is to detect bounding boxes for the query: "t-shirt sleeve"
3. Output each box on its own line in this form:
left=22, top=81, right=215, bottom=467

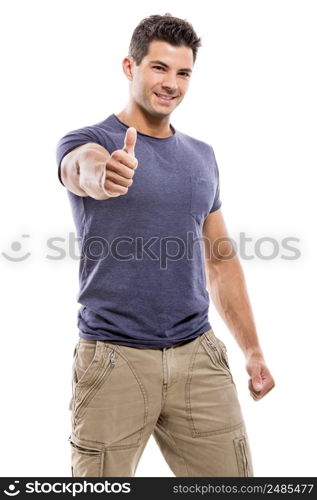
left=55, top=125, right=106, bottom=186
left=209, top=146, right=222, bottom=213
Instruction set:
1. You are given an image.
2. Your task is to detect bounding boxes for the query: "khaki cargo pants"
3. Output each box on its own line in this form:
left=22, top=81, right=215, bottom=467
left=68, top=327, right=254, bottom=477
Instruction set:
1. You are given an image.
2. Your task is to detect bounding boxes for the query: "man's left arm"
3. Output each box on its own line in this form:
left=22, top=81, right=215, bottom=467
left=202, top=208, right=275, bottom=401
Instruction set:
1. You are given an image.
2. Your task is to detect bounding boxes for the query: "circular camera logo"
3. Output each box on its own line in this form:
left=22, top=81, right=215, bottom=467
left=3, top=481, right=20, bottom=496
left=2, top=235, right=31, bottom=262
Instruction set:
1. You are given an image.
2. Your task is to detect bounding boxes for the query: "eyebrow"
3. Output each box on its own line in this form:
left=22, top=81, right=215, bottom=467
left=149, top=60, right=192, bottom=73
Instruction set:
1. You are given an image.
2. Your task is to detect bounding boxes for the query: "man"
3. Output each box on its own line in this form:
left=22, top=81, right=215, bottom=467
left=56, top=13, right=275, bottom=477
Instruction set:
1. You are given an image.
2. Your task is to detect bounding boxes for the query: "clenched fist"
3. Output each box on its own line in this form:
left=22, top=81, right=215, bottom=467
left=75, top=127, right=138, bottom=200
left=103, top=127, right=138, bottom=197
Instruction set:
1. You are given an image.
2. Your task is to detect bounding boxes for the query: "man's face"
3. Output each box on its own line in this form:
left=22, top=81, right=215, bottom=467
left=127, top=40, right=194, bottom=118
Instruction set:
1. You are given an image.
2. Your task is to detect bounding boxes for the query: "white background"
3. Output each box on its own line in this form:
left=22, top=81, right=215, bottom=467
left=0, top=0, right=316, bottom=477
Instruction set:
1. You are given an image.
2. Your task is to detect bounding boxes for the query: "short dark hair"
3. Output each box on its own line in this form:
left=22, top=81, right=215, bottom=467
left=128, top=13, right=202, bottom=66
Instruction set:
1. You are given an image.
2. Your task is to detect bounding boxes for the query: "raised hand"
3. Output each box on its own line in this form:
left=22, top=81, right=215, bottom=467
left=102, top=127, right=138, bottom=197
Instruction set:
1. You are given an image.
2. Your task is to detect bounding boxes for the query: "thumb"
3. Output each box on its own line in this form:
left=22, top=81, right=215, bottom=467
left=251, top=368, right=263, bottom=391
left=123, top=127, right=137, bottom=157
left=252, top=370, right=263, bottom=391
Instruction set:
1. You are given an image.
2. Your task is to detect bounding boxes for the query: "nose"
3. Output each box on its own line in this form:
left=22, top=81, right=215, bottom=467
left=161, top=73, right=178, bottom=93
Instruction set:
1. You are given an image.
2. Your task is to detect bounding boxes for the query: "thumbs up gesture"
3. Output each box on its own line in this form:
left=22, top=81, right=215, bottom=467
left=123, top=127, right=137, bottom=157
left=103, top=127, right=138, bottom=197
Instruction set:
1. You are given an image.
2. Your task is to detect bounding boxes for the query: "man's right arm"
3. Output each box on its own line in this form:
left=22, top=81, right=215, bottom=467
left=58, top=127, right=138, bottom=200
left=60, top=143, right=112, bottom=200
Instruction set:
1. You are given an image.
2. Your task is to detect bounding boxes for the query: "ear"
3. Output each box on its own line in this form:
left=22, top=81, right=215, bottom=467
left=122, top=56, right=135, bottom=81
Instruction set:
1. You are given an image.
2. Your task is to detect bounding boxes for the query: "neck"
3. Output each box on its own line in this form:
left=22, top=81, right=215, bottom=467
left=116, top=103, right=174, bottom=138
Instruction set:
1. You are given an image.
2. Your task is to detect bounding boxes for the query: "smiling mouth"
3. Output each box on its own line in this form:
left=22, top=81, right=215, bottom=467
left=154, top=92, right=177, bottom=101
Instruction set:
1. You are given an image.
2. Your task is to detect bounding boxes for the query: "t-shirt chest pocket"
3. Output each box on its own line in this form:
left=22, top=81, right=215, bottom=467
left=129, top=169, right=190, bottom=216
left=190, top=174, right=216, bottom=222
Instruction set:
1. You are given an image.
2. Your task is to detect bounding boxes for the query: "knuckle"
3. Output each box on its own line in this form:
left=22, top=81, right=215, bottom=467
left=111, top=150, right=121, bottom=161
left=104, top=182, right=114, bottom=194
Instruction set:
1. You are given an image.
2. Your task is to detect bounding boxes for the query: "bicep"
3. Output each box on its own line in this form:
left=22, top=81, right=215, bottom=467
left=202, top=208, right=237, bottom=264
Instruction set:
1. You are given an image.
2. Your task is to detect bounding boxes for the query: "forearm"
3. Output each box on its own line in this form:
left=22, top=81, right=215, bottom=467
left=206, top=255, right=264, bottom=360
left=60, top=143, right=111, bottom=198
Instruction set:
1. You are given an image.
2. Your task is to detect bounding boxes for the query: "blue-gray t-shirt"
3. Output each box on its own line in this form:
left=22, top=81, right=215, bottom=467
left=56, top=113, right=222, bottom=348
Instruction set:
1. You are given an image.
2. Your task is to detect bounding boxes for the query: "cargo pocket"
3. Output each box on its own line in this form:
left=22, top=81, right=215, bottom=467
left=234, top=435, right=253, bottom=477
left=69, top=436, right=104, bottom=477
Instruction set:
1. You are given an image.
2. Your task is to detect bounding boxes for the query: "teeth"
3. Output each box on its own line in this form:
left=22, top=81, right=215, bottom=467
left=155, top=93, right=174, bottom=100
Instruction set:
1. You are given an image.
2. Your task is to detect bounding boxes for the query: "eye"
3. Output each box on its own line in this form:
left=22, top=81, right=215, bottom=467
left=152, top=66, right=190, bottom=77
